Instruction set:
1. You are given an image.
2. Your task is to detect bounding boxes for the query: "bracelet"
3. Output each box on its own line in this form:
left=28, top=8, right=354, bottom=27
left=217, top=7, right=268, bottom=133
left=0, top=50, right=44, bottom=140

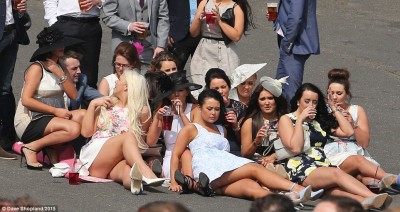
left=58, top=75, right=67, bottom=85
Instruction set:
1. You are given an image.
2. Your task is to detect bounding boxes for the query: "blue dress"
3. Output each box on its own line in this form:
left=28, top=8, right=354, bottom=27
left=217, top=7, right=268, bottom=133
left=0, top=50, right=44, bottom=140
left=189, top=123, right=253, bottom=182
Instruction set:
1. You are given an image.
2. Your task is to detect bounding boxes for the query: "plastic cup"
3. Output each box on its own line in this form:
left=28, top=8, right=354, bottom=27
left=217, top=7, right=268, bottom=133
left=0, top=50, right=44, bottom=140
left=205, top=12, right=215, bottom=24
left=78, top=0, right=90, bottom=12
left=137, top=22, right=149, bottom=40
left=267, top=3, right=278, bottom=21
left=13, top=0, right=22, bottom=10
left=366, top=184, right=379, bottom=194
left=69, top=172, right=79, bottom=185
left=162, top=113, right=173, bottom=131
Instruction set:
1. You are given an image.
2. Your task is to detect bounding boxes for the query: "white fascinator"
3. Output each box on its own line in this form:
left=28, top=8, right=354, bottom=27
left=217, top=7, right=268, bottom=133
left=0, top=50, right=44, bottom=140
left=260, top=76, right=289, bottom=97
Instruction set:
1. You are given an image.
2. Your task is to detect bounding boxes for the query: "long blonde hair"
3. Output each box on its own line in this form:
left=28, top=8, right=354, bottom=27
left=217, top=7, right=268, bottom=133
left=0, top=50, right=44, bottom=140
left=98, top=69, right=151, bottom=150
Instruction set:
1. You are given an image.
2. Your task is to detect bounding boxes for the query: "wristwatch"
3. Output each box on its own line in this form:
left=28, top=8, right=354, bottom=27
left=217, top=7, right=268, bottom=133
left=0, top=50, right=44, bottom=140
left=58, top=75, right=68, bottom=84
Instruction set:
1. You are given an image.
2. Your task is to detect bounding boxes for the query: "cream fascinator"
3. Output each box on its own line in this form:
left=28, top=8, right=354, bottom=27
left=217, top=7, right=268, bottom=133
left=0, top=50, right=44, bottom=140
left=260, top=76, right=289, bottom=97
left=229, top=63, right=267, bottom=101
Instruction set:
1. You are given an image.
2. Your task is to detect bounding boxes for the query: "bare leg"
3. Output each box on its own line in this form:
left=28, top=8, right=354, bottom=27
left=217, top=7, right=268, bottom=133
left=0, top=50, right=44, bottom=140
left=339, top=155, right=387, bottom=180
left=325, top=187, right=365, bottom=203
left=23, top=118, right=81, bottom=165
left=181, top=148, right=193, bottom=177
left=211, top=163, right=305, bottom=194
left=215, top=178, right=272, bottom=200
left=70, top=109, right=86, bottom=124
left=302, top=167, right=376, bottom=198
left=108, top=160, right=132, bottom=189
left=89, top=132, right=157, bottom=179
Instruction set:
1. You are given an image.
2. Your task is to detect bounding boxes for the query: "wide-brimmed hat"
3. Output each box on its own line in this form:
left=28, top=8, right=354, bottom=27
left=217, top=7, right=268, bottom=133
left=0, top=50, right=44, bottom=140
left=153, top=70, right=202, bottom=102
left=229, top=63, right=267, bottom=101
left=30, top=27, right=83, bottom=62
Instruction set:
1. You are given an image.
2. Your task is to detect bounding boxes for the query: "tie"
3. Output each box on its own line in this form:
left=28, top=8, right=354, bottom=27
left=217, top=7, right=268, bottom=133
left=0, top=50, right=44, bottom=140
left=140, top=0, right=144, bottom=8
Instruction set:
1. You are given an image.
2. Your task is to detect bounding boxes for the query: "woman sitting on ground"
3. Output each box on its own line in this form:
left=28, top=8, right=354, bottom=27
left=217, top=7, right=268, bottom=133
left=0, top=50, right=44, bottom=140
left=170, top=89, right=315, bottom=204
left=98, top=42, right=140, bottom=96
left=14, top=27, right=83, bottom=169
left=278, top=83, right=391, bottom=209
left=148, top=51, right=179, bottom=76
left=324, top=68, right=399, bottom=189
left=147, top=71, right=201, bottom=179
left=80, top=69, right=164, bottom=194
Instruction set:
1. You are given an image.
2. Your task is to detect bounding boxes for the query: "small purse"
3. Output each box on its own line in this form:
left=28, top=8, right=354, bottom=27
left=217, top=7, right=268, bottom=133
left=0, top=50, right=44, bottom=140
left=220, top=4, right=236, bottom=45
left=274, top=129, right=311, bottom=161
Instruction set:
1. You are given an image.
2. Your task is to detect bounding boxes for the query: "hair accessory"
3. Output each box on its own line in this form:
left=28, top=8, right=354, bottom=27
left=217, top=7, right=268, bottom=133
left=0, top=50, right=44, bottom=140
left=260, top=76, right=289, bottom=97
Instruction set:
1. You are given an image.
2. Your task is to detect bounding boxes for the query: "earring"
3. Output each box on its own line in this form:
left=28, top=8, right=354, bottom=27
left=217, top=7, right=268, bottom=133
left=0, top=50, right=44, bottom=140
left=297, top=102, right=299, bottom=106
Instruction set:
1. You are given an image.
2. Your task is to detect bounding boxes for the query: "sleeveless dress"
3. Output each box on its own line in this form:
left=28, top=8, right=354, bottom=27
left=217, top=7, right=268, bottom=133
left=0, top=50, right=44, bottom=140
left=14, top=61, right=65, bottom=141
left=103, top=73, right=118, bottom=96
left=189, top=0, right=240, bottom=90
left=162, top=103, right=193, bottom=179
left=189, top=123, right=252, bottom=182
left=324, top=105, right=379, bottom=166
left=80, top=106, right=130, bottom=171
left=284, top=113, right=332, bottom=184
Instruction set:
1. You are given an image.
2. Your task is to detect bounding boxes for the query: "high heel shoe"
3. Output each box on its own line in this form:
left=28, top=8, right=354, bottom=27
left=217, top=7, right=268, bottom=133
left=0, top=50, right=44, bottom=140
left=20, top=146, right=43, bottom=170
left=174, top=169, right=195, bottom=194
left=286, top=184, right=311, bottom=205
left=151, top=159, right=162, bottom=178
left=174, top=170, right=215, bottom=196
left=275, top=164, right=290, bottom=180
left=142, top=176, right=164, bottom=187
left=378, top=174, right=396, bottom=190
left=361, top=193, right=388, bottom=209
left=130, top=163, right=143, bottom=195
left=198, top=172, right=215, bottom=197
left=310, top=189, right=324, bottom=201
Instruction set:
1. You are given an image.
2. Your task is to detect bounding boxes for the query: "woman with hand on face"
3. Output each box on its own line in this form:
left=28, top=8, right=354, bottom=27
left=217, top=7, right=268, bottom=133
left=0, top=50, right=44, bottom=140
left=80, top=69, right=164, bottom=194
left=14, top=27, right=83, bottom=169
left=146, top=71, right=202, bottom=180
left=204, top=68, right=246, bottom=156
left=278, top=83, right=391, bottom=209
left=240, top=77, right=289, bottom=175
left=325, top=68, right=399, bottom=189
left=149, top=51, right=179, bottom=76
left=98, top=42, right=140, bottom=96
left=170, top=89, right=313, bottom=204
left=229, top=63, right=266, bottom=107
left=189, top=0, right=255, bottom=89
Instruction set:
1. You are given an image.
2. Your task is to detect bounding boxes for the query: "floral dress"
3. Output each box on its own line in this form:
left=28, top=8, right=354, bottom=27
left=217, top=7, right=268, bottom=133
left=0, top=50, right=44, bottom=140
left=80, top=106, right=129, bottom=171
left=284, top=113, right=332, bottom=184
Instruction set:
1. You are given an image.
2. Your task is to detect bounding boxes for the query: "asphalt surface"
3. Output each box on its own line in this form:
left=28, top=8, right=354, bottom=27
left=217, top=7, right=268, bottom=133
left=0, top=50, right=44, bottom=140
left=1, top=0, right=399, bottom=211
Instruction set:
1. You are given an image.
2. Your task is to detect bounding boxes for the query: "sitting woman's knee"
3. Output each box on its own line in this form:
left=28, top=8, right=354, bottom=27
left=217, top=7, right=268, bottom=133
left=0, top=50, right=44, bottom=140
left=68, top=122, right=81, bottom=138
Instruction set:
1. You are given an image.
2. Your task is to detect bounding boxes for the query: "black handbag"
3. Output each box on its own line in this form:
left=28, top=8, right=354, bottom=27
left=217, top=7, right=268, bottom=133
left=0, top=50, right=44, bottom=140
left=14, top=12, right=31, bottom=45
left=220, top=4, right=236, bottom=45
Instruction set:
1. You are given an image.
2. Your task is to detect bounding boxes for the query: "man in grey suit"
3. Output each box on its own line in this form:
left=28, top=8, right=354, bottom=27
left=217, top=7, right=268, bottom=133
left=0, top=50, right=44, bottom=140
left=275, top=0, right=320, bottom=102
left=102, top=0, right=169, bottom=70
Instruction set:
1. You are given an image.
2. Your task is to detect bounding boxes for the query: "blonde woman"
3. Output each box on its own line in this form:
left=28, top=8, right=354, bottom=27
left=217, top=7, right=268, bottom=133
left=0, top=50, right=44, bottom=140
left=80, top=69, right=164, bottom=194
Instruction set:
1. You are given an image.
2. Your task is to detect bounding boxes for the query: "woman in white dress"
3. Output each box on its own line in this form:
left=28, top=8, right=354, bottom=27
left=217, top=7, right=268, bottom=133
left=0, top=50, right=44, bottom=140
left=80, top=69, right=164, bottom=194
left=169, top=89, right=314, bottom=204
left=98, top=42, right=140, bottom=96
left=325, top=68, right=399, bottom=189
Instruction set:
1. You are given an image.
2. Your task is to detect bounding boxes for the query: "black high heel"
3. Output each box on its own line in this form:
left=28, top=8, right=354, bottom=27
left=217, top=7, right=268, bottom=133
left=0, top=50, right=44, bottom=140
left=174, top=169, right=195, bottom=194
left=174, top=170, right=215, bottom=196
left=198, top=172, right=215, bottom=197
left=20, top=146, right=43, bottom=170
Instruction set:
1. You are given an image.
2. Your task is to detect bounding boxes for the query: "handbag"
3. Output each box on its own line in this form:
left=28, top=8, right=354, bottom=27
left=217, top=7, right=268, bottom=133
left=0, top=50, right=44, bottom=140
left=274, top=129, right=311, bottom=161
left=220, top=4, right=237, bottom=45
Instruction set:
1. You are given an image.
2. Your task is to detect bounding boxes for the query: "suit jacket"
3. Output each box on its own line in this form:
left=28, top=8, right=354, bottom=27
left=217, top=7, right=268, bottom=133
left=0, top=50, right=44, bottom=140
left=0, top=0, right=29, bottom=43
left=69, top=74, right=102, bottom=110
left=277, top=0, right=319, bottom=55
left=167, top=0, right=190, bottom=43
left=102, top=0, right=169, bottom=51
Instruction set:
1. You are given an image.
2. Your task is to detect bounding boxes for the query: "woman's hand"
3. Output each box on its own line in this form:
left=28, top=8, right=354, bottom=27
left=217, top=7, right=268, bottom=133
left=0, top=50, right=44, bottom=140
left=168, top=182, right=182, bottom=192
left=212, top=7, right=221, bottom=23
left=254, top=125, right=268, bottom=146
left=171, top=99, right=184, bottom=115
left=258, top=155, right=276, bottom=166
left=45, top=59, right=64, bottom=76
left=225, top=110, right=238, bottom=127
left=299, top=106, right=316, bottom=122
left=90, top=96, right=113, bottom=108
left=54, top=108, right=72, bottom=119
left=156, top=106, right=169, bottom=120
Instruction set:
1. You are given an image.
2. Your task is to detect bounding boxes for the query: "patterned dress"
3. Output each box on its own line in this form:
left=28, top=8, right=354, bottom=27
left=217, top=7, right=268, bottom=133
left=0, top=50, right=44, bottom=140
left=80, top=106, right=130, bottom=170
left=284, top=113, right=332, bottom=184
left=189, top=123, right=253, bottom=182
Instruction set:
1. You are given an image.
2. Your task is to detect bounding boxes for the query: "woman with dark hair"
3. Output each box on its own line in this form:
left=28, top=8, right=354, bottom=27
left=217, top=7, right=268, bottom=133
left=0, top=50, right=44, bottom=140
left=149, top=51, right=179, bottom=75
left=98, top=42, right=140, bottom=96
left=241, top=77, right=288, bottom=164
left=278, top=83, right=391, bottom=209
left=14, top=27, right=83, bottom=169
left=189, top=0, right=255, bottom=88
left=325, top=68, right=399, bottom=189
left=146, top=71, right=201, bottom=179
left=204, top=68, right=246, bottom=156
left=169, top=89, right=312, bottom=204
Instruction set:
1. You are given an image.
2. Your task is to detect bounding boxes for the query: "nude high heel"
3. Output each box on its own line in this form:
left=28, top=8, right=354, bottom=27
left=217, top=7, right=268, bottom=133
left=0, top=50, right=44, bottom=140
left=130, top=163, right=143, bottom=195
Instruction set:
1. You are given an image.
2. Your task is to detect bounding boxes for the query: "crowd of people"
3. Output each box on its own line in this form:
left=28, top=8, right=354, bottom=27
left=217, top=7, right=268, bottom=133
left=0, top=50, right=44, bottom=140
left=0, top=0, right=399, bottom=211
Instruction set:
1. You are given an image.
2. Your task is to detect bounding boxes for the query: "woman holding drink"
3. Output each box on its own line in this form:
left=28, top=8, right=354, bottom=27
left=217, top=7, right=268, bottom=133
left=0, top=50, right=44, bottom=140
left=278, top=83, right=392, bottom=209
left=324, top=68, right=400, bottom=189
left=146, top=71, right=202, bottom=179
left=189, top=0, right=255, bottom=90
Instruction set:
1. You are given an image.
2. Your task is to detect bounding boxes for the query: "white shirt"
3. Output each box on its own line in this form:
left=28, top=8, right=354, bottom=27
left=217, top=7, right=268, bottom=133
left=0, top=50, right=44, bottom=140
left=43, top=0, right=105, bottom=26
left=5, top=0, right=15, bottom=25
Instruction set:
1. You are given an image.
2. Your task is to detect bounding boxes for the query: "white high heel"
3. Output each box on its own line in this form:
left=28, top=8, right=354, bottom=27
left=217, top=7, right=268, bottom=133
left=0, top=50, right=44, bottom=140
left=285, top=184, right=312, bottom=205
left=378, top=174, right=396, bottom=190
left=142, top=176, right=165, bottom=187
left=130, top=163, right=143, bottom=195
left=310, top=189, right=324, bottom=201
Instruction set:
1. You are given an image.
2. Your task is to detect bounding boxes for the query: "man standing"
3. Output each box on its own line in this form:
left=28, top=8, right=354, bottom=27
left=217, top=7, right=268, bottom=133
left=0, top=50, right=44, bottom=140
left=167, top=0, right=200, bottom=70
left=43, top=0, right=103, bottom=88
left=102, top=0, right=169, bottom=72
left=275, top=0, right=320, bottom=102
left=0, top=0, right=29, bottom=159
left=59, top=50, right=102, bottom=110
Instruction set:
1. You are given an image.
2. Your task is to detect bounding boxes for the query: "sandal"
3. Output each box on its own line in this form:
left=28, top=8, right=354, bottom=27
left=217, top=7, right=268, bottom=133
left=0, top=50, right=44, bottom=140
left=20, top=146, right=43, bottom=170
left=174, top=169, right=196, bottom=194
left=285, top=183, right=311, bottom=205
left=174, top=170, right=215, bottom=196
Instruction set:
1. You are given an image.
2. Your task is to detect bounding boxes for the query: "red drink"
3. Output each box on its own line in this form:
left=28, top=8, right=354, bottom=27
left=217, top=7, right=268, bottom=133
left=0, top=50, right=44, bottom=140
left=69, top=172, right=79, bottom=185
left=267, top=3, right=278, bottom=21
left=162, top=115, right=173, bottom=130
left=366, top=184, right=379, bottom=194
left=78, top=0, right=90, bottom=12
left=205, top=12, right=215, bottom=24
